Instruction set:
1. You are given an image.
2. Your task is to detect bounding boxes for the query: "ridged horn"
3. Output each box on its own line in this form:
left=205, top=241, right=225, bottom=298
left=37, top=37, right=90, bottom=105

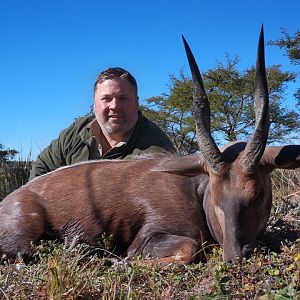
left=182, top=35, right=225, bottom=173
left=241, top=25, right=270, bottom=173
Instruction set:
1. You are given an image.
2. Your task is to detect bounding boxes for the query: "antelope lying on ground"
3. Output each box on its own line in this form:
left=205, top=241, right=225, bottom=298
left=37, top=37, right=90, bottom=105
left=0, top=27, right=299, bottom=264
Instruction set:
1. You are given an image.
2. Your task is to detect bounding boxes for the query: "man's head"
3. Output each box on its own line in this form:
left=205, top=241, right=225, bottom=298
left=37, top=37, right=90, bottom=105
left=93, top=67, right=139, bottom=142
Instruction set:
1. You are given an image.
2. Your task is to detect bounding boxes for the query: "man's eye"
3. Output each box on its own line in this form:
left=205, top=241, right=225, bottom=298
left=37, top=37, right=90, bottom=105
left=101, top=97, right=111, bottom=102
left=120, top=97, right=129, bottom=101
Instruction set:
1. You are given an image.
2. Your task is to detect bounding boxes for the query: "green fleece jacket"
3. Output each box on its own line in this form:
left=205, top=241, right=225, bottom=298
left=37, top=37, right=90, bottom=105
left=29, top=111, right=175, bottom=180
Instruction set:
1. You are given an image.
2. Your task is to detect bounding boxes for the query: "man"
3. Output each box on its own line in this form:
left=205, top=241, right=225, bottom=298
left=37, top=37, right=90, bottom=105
left=29, top=67, right=175, bottom=180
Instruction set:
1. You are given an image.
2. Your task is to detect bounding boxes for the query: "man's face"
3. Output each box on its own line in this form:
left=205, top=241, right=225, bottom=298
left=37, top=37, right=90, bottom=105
left=94, top=78, right=139, bottom=140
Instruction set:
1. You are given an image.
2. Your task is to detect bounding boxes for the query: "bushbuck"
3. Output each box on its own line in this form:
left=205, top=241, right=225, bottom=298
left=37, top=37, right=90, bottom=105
left=0, top=26, right=299, bottom=264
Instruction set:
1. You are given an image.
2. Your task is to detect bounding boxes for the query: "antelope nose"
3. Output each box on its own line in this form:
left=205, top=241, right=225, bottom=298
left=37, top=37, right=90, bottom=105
left=223, top=244, right=254, bottom=263
left=224, top=255, right=242, bottom=264
left=242, top=244, right=254, bottom=258
left=223, top=250, right=243, bottom=263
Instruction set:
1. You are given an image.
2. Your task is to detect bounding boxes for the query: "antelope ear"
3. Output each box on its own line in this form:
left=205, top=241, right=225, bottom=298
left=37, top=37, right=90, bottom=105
left=260, top=145, right=300, bottom=172
left=151, top=154, right=208, bottom=177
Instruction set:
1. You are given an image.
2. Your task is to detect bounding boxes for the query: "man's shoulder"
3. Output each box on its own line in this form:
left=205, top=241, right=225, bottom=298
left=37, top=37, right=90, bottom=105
left=61, top=114, right=95, bottom=135
left=142, top=116, right=163, bottom=132
left=139, top=114, right=175, bottom=149
left=57, top=114, right=95, bottom=144
left=69, top=114, right=95, bottom=130
left=141, top=115, right=165, bottom=134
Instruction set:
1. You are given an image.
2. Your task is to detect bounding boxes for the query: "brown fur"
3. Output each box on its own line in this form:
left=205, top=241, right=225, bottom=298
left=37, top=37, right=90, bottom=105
left=0, top=158, right=210, bottom=263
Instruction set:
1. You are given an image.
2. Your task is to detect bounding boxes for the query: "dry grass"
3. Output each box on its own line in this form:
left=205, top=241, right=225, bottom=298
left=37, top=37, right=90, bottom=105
left=0, top=159, right=31, bottom=200
left=0, top=168, right=299, bottom=299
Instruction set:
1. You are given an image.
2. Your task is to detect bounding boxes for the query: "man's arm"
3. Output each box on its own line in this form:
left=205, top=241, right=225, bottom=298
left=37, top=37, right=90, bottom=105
left=29, top=116, right=95, bottom=180
left=29, top=134, right=67, bottom=180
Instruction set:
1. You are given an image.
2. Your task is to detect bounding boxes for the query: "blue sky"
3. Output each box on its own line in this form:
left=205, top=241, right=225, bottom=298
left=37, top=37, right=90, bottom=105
left=0, top=0, right=299, bottom=159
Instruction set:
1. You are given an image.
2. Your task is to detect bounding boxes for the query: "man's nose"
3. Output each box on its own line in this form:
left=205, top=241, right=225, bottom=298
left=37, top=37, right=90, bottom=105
left=109, top=98, right=119, bottom=109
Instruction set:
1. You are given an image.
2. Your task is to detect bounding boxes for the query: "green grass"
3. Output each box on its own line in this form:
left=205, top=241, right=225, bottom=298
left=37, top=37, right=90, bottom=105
left=0, top=165, right=299, bottom=299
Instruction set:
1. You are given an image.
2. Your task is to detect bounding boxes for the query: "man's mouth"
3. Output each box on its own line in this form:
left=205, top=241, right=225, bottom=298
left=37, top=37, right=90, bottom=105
left=109, top=115, right=123, bottom=120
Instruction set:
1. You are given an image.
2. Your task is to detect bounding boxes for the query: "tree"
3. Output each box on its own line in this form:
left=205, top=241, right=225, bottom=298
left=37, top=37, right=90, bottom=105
left=268, top=29, right=300, bottom=65
left=141, top=70, right=197, bottom=154
left=0, top=143, right=18, bottom=161
left=141, top=56, right=299, bottom=154
left=268, top=29, right=300, bottom=107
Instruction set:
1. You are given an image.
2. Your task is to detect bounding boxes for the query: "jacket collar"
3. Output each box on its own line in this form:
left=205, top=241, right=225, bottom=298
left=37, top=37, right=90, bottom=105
left=80, top=111, right=145, bottom=151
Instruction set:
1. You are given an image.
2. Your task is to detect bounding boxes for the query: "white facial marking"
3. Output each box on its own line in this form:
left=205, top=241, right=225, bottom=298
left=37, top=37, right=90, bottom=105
left=29, top=213, right=39, bottom=218
left=215, top=206, right=225, bottom=233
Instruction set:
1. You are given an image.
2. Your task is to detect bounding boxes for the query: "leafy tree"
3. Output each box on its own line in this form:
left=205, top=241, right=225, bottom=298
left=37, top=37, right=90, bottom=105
left=268, top=29, right=300, bottom=107
left=0, top=143, right=18, bottom=161
left=268, top=29, right=300, bottom=65
left=141, top=70, right=196, bottom=154
left=141, top=56, right=299, bottom=154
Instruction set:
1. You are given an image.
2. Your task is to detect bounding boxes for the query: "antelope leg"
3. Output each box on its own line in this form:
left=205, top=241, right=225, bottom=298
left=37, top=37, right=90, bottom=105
left=137, top=234, right=199, bottom=265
